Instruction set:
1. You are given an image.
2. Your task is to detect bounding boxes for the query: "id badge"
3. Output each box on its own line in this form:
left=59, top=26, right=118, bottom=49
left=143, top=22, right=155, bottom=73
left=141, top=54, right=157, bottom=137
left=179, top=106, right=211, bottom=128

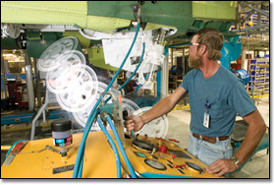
left=203, top=113, right=210, bottom=128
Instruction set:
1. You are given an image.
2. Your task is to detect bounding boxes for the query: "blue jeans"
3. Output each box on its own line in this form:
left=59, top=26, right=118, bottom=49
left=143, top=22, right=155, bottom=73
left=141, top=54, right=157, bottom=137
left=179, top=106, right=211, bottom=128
left=187, top=132, right=232, bottom=166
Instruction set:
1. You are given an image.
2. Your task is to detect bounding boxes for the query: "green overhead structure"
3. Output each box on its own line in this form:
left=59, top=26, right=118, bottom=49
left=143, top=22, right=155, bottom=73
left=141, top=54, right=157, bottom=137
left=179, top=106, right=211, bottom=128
left=192, top=1, right=237, bottom=20
left=1, top=37, right=20, bottom=50
left=2, top=1, right=236, bottom=35
left=1, top=1, right=237, bottom=62
left=26, top=32, right=63, bottom=58
left=1, top=1, right=87, bottom=27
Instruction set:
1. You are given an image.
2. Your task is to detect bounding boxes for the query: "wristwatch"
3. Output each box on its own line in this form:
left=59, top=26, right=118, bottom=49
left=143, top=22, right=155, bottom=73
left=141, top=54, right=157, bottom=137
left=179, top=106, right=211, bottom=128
left=231, top=156, right=241, bottom=168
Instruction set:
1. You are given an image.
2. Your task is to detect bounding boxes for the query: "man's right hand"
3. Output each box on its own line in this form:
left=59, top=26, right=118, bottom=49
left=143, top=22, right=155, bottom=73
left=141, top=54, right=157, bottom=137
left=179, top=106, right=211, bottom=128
left=123, top=115, right=145, bottom=132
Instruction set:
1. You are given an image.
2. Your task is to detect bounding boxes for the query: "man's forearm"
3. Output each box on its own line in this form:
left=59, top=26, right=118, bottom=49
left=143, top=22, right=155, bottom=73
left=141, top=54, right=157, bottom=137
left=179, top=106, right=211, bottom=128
left=234, top=111, right=267, bottom=165
left=140, top=97, right=175, bottom=124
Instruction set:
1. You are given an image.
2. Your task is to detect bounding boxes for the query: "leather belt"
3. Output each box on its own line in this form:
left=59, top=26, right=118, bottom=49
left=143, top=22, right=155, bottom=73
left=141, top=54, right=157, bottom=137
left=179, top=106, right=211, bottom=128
left=192, top=133, right=229, bottom=144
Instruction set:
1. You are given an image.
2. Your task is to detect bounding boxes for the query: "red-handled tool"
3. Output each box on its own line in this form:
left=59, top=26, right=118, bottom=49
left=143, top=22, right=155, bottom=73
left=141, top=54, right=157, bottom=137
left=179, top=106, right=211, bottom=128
left=11, top=142, right=27, bottom=154
left=156, top=137, right=166, bottom=145
left=173, top=164, right=186, bottom=168
left=169, top=139, right=179, bottom=143
left=4, top=141, right=28, bottom=166
left=156, top=137, right=166, bottom=141
left=172, top=154, right=177, bottom=159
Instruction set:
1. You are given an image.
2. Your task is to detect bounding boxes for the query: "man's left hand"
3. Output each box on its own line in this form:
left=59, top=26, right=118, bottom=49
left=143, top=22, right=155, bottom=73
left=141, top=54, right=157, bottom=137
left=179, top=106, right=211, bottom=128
left=206, top=159, right=238, bottom=177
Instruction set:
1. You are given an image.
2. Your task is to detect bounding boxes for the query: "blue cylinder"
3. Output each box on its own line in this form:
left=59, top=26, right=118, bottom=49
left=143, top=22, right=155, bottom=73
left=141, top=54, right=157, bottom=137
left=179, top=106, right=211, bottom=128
left=171, top=65, right=183, bottom=75
left=234, top=69, right=250, bottom=85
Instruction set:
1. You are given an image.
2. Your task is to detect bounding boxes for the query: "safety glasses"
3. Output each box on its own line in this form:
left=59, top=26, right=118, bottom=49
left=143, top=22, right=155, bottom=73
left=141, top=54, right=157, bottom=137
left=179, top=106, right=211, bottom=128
left=188, top=42, right=200, bottom=48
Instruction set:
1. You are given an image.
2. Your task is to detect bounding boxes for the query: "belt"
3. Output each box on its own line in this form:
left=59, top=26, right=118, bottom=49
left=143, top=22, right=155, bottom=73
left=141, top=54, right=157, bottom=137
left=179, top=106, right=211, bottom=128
left=192, top=133, right=229, bottom=144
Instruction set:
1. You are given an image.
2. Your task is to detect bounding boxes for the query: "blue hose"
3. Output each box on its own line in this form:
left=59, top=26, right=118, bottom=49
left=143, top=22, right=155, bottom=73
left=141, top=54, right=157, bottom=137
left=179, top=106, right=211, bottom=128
left=5, top=140, right=25, bottom=159
left=131, top=83, right=142, bottom=98
left=106, top=115, right=137, bottom=178
left=77, top=157, right=84, bottom=178
left=119, top=42, right=145, bottom=90
left=131, top=74, right=148, bottom=98
left=97, top=116, right=121, bottom=178
left=92, top=42, right=145, bottom=176
left=73, top=109, right=99, bottom=178
left=73, top=23, right=140, bottom=178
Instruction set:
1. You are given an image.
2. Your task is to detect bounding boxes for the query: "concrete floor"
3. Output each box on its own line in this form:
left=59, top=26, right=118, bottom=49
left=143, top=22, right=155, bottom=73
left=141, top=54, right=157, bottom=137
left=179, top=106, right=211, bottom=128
left=1, top=96, right=270, bottom=178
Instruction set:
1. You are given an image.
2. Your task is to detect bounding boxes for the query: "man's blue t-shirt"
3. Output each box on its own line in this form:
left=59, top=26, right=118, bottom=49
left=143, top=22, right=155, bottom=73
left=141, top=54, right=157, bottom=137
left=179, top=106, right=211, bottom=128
left=180, top=65, right=256, bottom=137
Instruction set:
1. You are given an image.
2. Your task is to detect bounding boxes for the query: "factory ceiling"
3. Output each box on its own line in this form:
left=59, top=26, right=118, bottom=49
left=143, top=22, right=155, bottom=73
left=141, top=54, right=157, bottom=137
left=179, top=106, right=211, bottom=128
left=235, top=1, right=269, bottom=51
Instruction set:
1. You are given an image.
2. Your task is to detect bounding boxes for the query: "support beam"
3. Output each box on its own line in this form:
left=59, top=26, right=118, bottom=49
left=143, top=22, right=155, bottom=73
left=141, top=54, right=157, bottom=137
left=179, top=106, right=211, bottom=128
left=1, top=50, right=8, bottom=99
left=160, top=56, right=168, bottom=99
left=23, top=50, right=35, bottom=111
left=237, top=30, right=269, bottom=35
left=171, top=48, right=174, bottom=66
left=241, top=49, right=248, bottom=71
left=257, top=4, right=262, bottom=32
left=261, top=5, right=269, bottom=11
left=233, top=24, right=269, bottom=32
left=235, top=2, right=242, bottom=33
left=240, top=1, right=269, bottom=18
left=241, top=10, right=255, bottom=25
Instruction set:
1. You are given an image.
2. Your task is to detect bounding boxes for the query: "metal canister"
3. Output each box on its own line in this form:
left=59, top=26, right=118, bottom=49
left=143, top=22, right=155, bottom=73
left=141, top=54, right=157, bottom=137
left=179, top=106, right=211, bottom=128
left=51, top=118, right=72, bottom=157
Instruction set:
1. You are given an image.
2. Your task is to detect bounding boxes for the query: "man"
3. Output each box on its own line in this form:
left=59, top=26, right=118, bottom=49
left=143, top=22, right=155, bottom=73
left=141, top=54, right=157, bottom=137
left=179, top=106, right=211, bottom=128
left=124, top=28, right=267, bottom=177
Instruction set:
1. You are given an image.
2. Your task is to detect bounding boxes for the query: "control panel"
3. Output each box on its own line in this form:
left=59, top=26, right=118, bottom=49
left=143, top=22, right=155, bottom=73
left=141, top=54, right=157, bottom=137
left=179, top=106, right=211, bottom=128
left=1, top=131, right=224, bottom=178
left=124, top=134, right=224, bottom=178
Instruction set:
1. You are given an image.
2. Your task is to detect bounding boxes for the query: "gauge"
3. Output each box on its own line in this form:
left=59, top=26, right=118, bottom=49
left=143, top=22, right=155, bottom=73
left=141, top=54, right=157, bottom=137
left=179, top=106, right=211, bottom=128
left=144, top=159, right=167, bottom=171
left=185, top=162, right=204, bottom=173
left=132, top=139, right=154, bottom=152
